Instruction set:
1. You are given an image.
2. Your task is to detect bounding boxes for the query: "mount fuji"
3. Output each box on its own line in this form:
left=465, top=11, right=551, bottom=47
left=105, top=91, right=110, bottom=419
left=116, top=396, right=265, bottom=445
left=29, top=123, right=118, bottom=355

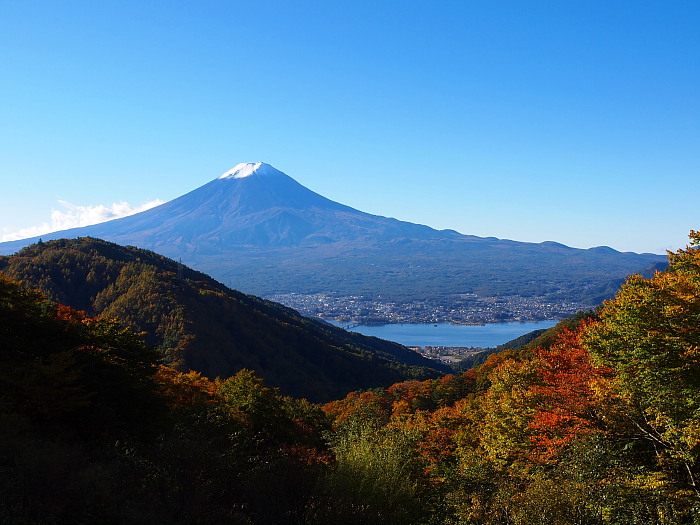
left=0, top=162, right=666, bottom=307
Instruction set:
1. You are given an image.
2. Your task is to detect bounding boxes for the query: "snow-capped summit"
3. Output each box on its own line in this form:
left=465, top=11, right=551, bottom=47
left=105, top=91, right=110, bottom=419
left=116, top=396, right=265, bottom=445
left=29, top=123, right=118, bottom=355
left=0, top=162, right=665, bottom=310
left=218, top=162, right=277, bottom=179
left=0, top=161, right=426, bottom=251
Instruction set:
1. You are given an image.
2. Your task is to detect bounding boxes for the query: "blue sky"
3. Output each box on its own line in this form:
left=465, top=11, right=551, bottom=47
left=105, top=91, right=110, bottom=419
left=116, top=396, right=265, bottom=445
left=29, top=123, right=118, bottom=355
left=1, top=1, right=698, bottom=254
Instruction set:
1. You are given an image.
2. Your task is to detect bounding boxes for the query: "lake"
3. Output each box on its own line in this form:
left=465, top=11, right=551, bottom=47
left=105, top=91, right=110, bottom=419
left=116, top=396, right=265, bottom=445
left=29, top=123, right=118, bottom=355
left=325, top=320, right=559, bottom=348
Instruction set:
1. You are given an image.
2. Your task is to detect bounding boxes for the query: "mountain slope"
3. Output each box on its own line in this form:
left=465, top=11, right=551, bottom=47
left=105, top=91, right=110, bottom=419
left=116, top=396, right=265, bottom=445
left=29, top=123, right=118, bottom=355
left=0, top=163, right=667, bottom=308
left=0, top=163, right=445, bottom=251
left=0, top=237, right=448, bottom=402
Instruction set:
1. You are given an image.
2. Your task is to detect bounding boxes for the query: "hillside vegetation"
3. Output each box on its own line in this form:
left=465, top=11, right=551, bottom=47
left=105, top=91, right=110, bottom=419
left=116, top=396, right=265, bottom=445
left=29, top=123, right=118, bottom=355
left=1, top=231, right=698, bottom=523
left=0, top=273, right=334, bottom=523
left=320, top=231, right=700, bottom=523
left=0, top=237, right=447, bottom=402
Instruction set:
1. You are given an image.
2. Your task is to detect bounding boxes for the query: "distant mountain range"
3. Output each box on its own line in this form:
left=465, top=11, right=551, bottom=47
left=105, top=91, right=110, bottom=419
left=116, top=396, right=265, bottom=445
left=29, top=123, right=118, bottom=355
left=0, top=163, right=667, bottom=310
left=0, top=238, right=448, bottom=401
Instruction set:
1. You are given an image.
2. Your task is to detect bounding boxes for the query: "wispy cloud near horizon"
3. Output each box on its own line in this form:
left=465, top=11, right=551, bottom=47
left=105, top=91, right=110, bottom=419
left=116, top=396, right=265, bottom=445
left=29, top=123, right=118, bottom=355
left=1, top=199, right=165, bottom=242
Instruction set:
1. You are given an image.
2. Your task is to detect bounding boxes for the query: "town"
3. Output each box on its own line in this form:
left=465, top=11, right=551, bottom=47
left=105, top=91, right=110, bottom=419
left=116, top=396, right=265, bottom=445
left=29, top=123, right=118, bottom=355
left=266, top=292, right=586, bottom=326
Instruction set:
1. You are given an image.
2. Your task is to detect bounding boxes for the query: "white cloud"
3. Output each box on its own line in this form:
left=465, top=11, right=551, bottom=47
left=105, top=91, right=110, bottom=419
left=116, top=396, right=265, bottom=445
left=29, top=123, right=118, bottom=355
left=1, top=199, right=164, bottom=242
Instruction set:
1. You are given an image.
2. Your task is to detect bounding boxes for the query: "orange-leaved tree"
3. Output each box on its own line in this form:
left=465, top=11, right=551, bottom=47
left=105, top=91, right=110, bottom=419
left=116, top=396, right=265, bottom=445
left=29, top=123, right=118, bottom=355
left=529, top=320, right=608, bottom=461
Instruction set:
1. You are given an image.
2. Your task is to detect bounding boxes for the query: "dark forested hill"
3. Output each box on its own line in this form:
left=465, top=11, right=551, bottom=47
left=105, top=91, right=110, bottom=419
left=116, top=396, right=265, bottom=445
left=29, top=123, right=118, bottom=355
left=0, top=237, right=447, bottom=401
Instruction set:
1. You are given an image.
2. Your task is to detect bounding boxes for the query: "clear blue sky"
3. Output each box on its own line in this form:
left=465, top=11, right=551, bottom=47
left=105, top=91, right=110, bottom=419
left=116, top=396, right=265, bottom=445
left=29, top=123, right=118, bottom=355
left=1, top=1, right=698, bottom=254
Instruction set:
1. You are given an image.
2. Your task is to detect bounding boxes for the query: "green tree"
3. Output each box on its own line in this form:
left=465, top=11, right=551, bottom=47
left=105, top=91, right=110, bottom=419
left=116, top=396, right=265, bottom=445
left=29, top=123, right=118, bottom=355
left=215, top=368, right=293, bottom=441
left=583, top=231, right=700, bottom=511
left=308, top=417, right=426, bottom=525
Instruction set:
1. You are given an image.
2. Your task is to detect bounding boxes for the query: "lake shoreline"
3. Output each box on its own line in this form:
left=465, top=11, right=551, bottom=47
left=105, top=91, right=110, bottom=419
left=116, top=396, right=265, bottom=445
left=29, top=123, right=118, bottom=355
left=322, top=319, right=559, bottom=348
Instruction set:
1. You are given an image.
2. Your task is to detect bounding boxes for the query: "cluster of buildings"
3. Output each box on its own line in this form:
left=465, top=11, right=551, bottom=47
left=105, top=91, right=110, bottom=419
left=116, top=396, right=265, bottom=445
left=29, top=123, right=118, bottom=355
left=412, top=345, right=487, bottom=364
left=266, top=292, right=586, bottom=325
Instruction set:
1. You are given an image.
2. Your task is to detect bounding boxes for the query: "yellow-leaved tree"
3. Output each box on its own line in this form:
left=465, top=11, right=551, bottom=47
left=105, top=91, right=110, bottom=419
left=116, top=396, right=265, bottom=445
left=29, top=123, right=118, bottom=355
left=584, top=231, right=700, bottom=504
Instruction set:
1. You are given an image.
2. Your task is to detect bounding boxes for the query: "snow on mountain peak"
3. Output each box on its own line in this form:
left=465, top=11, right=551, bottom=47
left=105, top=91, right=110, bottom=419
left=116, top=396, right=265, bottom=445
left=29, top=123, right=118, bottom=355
left=218, top=162, right=272, bottom=180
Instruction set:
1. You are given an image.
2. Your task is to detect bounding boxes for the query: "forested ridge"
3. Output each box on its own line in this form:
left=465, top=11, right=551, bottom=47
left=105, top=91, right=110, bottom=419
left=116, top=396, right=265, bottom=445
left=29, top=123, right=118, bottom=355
left=1, top=232, right=699, bottom=523
left=0, top=237, right=447, bottom=402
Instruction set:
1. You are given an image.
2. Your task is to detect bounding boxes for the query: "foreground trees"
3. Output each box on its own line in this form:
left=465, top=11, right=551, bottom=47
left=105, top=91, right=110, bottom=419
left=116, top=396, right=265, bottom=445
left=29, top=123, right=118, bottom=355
left=2, top=231, right=700, bottom=523
left=0, top=275, right=330, bottom=523
left=323, top=231, right=700, bottom=523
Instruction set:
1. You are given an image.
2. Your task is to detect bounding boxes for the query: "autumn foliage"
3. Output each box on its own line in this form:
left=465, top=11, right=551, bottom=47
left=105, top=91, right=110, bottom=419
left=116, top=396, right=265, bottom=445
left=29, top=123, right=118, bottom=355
left=529, top=320, right=607, bottom=461
left=318, top=232, right=700, bottom=523
left=3, top=232, right=700, bottom=523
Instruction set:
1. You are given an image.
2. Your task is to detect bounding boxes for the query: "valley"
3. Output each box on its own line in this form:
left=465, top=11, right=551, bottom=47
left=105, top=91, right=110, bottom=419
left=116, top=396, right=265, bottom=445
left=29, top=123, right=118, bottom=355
left=5, top=234, right=699, bottom=523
